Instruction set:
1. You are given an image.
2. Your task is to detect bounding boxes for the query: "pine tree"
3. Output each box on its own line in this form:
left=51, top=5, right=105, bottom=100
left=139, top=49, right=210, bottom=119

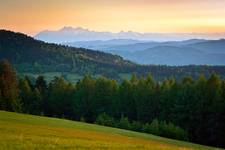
left=19, top=78, right=33, bottom=113
left=75, top=75, right=95, bottom=122
left=0, top=59, right=21, bottom=111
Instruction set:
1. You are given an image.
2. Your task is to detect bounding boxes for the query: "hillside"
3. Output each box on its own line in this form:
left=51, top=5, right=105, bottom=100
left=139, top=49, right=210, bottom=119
left=66, top=39, right=225, bottom=65
left=64, top=39, right=144, bottom=52
left=68, top=39, right=204, bottom=52
left=0, top=30, right=134, bottom=77
left=1, top=30, right=225, bottom=80
left=0, top=111, right=221, bottom=150
left=188, top=39, right=225, bottom=54
left=113, top=46, right=225, bottom=65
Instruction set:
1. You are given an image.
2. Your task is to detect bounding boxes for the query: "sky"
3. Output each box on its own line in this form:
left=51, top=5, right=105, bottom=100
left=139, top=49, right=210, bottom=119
left=1, top=0, right=225, bottom=35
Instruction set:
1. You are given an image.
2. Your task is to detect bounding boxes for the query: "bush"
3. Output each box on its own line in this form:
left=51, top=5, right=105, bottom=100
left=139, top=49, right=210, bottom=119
left=95, top=113, right=115, bottom=127
left=142, top=123, right=151, bottom=133
left=130, top=121, right=143, bottom=132
left=117, top=116, right=131, bottom=130
left=80, top=117, right=86, bottom=122
left=150, top=119, right=161, bottom=135
left=165, top=122, right=188, bottom=141
left=142, top=119, right=188, bottom=141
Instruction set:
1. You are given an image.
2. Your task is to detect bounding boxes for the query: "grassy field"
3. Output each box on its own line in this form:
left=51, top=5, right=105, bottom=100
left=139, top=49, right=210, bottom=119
left=18, top=72, right=133, bottom=83
left=18, top=72, right=83, bottom=83
left=0, top=111, right=222, bottom=150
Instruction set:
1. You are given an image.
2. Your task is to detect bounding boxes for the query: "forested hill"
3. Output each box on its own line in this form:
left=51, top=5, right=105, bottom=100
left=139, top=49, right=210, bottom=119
left=0, top=30, right=134, bottom=76
left=1, top=30, right=225, bottom=80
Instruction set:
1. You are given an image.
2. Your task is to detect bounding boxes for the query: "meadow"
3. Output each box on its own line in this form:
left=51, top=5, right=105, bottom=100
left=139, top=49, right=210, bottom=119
left=0, top=111, right=222, bottom=150
left=18, top=72, right=132, bottom=83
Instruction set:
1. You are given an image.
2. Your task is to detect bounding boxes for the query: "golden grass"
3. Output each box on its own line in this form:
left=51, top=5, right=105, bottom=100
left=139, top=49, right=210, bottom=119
left=0, top=111, right=222, bottom=150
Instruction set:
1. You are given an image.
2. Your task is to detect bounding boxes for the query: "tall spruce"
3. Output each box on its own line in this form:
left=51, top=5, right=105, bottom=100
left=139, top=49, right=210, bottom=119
left=0, top=59, right=21, bottom=111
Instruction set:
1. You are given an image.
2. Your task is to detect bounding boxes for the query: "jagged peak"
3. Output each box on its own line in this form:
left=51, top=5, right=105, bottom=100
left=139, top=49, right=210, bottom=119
left=59, top=26, right=89, bottom=32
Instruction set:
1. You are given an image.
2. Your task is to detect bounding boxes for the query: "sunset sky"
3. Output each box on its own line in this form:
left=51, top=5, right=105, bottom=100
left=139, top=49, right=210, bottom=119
left=1, top=0, right=225, bottom=35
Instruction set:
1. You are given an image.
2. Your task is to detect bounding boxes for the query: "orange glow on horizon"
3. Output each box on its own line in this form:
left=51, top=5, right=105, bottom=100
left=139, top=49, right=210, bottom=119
left=1, top=0, right=225, bottom=35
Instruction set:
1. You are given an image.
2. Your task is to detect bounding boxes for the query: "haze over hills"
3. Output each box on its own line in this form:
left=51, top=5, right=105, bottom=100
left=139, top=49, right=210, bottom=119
left=66, top=39, right=225, bottom=65
left=66, top=39, right=206, bottom=52
left=65, top=39, right=146, bottom=52
left=114, top=45, right=225, bottom=65
left=1, top=30, right=225, bottom=80
left=34, top=26, right=225, bottom=66
left=35, top=26, right=225, bottom=43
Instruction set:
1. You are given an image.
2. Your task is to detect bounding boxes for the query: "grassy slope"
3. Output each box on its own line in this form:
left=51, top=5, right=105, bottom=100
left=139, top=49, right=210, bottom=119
left=0, top=111, right=222, bottom=150
left=18, top=72, right=132, bottom=83
left=18, top=72, right=84, bottom=83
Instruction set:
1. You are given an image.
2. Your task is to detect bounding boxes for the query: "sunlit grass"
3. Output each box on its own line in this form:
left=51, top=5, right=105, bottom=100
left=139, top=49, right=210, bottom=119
left=0, top=111, right=222, bottom=150
left=18, top=72, right=83, bottom=83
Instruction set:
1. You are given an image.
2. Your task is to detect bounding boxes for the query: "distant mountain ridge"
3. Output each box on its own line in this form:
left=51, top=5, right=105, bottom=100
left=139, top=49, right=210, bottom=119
left=35, top=26, right=225, bottom=43
left=65, top=39, right=145, bottom=52
left=66, top=39, right=225, bottom=65
left=115, top=45, right=225, bottom=65
left=34, top=26, right=225, bottom=66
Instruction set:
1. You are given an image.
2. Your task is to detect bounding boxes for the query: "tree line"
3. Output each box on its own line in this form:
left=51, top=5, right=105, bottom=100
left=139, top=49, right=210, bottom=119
left=0, top=59, right=225, bottom=148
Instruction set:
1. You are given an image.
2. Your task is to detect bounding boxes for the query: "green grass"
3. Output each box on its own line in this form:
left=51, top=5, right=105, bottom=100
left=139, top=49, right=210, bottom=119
left=119, top=73, right=132, bottom=80
left=0, top=111, right=223, bottom=150
left=18, top=72, right=83, bottom=83
left=19, top=72, right=133, bottom=84
left=18, top=72, right=134, bottom=84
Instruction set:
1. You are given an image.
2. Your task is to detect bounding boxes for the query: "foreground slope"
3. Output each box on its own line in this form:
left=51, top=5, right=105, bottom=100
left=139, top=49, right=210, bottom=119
left=0, top=111, right=221, bottom=150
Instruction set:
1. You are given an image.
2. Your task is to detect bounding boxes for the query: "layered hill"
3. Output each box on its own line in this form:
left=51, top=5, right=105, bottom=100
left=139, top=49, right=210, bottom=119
left=66, top=39, right=225, bottom=65
left=111, top=45, right=225, bottom=65
left=1, top=30, right=225, bottom=80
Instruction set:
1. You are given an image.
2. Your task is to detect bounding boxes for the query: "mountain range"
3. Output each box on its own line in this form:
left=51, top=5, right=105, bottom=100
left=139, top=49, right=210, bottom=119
left=35, top=26, right=225, bottom=43
left=34, top=27, right=225, bottom=66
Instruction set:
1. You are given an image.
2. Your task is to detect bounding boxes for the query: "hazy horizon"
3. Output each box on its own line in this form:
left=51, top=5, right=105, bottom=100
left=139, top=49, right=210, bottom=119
left=1, top=0, right=225, bottom=36
left=36, top=26, right=225, bottom=35
left=32, top=26, right=225, bottom=42
left=2, top=26, right=225, bottom=40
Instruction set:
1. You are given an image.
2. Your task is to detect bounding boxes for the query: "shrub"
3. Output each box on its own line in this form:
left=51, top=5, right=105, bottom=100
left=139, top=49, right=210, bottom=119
left=95, top=113, right=115, bottom=127
left=150, top=119, right=161, bottom=135
left=117, top=116, right=131, bottom=130
left=80, top=117, right=86, bottom=122
left=130, top=121, right=143, bottom=132
left=142, top=119, right=188, bottom=141
left=165, top=122, right=188, bottom=140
